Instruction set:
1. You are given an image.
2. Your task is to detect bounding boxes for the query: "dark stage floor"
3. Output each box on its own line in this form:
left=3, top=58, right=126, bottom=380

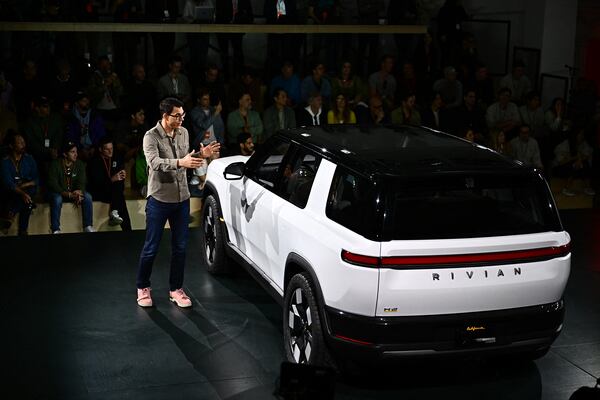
left=2, top=209, right=599, bottom=400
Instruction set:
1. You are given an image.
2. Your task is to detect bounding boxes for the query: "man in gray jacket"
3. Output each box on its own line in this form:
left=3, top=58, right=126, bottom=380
left=136, top=97, right=219, bottom=308
left=263, top=88, right=297, bottom=140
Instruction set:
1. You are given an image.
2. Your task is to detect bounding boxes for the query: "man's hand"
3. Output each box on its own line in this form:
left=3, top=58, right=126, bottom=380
left=200, top=141, right=221, bottom=158
left=111, top=170, right=126, bottom=182
left=179, top=151, right=204, bottom=169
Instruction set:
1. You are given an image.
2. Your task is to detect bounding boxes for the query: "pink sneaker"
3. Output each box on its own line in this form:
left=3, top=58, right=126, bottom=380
left=169, top=288, right=192, bottom=308
left=137, top=287, right=153, bottom=307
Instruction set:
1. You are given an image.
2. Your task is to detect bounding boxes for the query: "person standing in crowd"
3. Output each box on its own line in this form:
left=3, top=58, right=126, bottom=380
left=0, top=132, right=38, bottom=236
left=215, top=0, right=254, bottom=79
left=47, top=142, right=95, bottom=234
left=136, top=97, right=220, bottom=308
left=87, top=136, right=132, bottom=231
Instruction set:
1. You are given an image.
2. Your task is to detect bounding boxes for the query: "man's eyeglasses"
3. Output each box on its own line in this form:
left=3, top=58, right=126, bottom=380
left=168, top=113, right=185, bottom=120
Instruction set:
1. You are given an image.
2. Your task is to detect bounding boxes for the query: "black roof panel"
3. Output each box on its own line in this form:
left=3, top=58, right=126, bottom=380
left=279, top=125, right=524, bottom=177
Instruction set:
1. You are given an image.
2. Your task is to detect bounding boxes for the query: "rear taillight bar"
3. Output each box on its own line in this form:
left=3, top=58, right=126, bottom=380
left=341, top=243, right=571, bottom=268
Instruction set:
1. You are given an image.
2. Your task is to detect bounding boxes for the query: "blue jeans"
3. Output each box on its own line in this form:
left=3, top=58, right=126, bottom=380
left=48, top=191, right=93, bottom=232
left=137, top=196, right=190, bottom=291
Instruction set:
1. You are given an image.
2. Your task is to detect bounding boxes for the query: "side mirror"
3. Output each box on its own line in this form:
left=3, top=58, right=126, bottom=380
left=223, top=161, right=245, bottom=180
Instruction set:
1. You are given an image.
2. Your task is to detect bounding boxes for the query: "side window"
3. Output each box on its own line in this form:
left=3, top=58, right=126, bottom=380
left=247, top=139, right=291, bottom=190
left=280, top=151, right=322, bottom=208
left=326, top=167, right=378, bottom=238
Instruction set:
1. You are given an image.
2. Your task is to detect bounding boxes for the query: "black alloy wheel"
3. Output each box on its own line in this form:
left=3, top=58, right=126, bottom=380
left=200, top=195, right=229, bottom=274
left=283, top=272, right=331, bottom=366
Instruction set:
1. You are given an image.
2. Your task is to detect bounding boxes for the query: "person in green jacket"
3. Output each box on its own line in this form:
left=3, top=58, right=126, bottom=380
left=47, top=142, right=95, bottom=234
left=226, top=92, right=264, bottom=147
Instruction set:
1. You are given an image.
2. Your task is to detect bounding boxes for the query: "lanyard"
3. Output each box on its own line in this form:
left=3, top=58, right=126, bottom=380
left=11, top=155, right=22, bottom=177
left=63, top=160, right=73, bottom=191
left=102, top=156, right=112, bottom=179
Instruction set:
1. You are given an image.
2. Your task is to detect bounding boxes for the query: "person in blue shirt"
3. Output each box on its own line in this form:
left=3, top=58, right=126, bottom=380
left=0, top=131, right=39, bottom=235
left=269, top=61, right=301, bottom=108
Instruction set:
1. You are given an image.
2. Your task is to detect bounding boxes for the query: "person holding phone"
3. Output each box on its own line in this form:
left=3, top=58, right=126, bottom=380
left=136, top=97, right=220, bottom=308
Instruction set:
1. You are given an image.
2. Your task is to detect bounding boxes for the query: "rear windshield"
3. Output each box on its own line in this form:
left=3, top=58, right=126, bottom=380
left=383, top=173, right=562, bottom=240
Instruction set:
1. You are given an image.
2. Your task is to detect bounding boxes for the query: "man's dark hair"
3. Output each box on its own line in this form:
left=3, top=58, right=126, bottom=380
left=98, top=135, right=114, bottom=148
left=525, top=90, right=540, bottom=102
left=159, top=97, right=184, bottom=116
left=237, top=132, right=252, bottom=145
left=273, top=87, right=287, bottom=99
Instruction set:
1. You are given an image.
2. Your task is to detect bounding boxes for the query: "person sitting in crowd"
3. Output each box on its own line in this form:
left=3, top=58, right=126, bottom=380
left=331, top=61, right=366, bottom=109
left=461, top=127, right=475, bottom=143
left=446, top=88, right=486, bottom=140
left=327, top=94, right=356, bottom=124
left=114, top=105, right=148, bottom=162
left=421, top=92, right=446, bottom=131
left=236, top=132, right=255, bottom=156
left=227, top=67, right=265, bottom=114
left=0, top=131, right=39, bottom=236
left=189, top=88, right=225, bottom=149
left=22, top=95, right=64, bottom=184
left=87, top=55, right=123, bottom=124
left=519, top=91, right=545, bottom=138
left=489, top=130, right=512, bottom=157
left=433, top=65, right=463, bottom=109
left=197, top=63, right=228, bottom=114
left=215, top=0, right=253, bottom=78
left=499, top=60, right=532, bottom=105
left=13, top=59, right=42, bottom=122
left=296, top=91, right=325, bottom=126
left=391, top=92, right=421, bottom=125
left=47, top=142, right=95, bottom=234
left=263, top=88, right=297, bottom=139
left=87, top=136, right=131, bottom=230
left=486, top=87, right=521, bottom=139
left=157, top=55, right=192, bottom=106
left=356, top=94, right=390, bottom=126
left=301, top=61, right=332, bottom=105
left=510, top=124, right=544, bottom=170
left=66, top=91, right=107, bottom=161
left=368, top=54, right=396, bottom=112
left=545, top=97, right=567, bottom=136
left=123, top=64, right=157, bottom=123
left=227, top=92, right=264, bottom=146
left=46, top=58, right=80, bottom=118
left=269, top=61, right=301, bottom=108
left=472, top=64, right=495, bottom=109
left=552, top=128, right=595, bottom=197
left=188, top=89, right=224, bottom=188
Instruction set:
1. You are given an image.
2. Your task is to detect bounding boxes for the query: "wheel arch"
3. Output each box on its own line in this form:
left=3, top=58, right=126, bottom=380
left=284, top=253, right=332, bottom=335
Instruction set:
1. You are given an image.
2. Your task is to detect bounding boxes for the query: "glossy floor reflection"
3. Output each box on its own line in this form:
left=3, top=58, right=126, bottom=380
left=1, top=209, right=599, bottom=400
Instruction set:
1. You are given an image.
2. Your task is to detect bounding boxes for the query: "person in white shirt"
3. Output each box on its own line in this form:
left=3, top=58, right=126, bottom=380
left=510, top=124, right=543, bottom=170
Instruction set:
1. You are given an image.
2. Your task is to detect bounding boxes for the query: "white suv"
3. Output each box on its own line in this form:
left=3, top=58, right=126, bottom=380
left=200, top=125, right=570, bottom=367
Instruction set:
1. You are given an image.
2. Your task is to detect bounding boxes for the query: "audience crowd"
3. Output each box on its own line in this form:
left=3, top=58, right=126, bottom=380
left=1, top=0, right=599, bottom=236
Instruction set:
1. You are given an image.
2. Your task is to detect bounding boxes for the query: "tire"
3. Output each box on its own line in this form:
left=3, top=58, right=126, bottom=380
left=283, top=272, right=334, bottom=368
left=200, top=194, right=230, bottom=274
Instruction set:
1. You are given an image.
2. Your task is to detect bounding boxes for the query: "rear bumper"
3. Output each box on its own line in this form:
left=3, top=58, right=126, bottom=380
left=324, top=300, right=564, bottom=362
